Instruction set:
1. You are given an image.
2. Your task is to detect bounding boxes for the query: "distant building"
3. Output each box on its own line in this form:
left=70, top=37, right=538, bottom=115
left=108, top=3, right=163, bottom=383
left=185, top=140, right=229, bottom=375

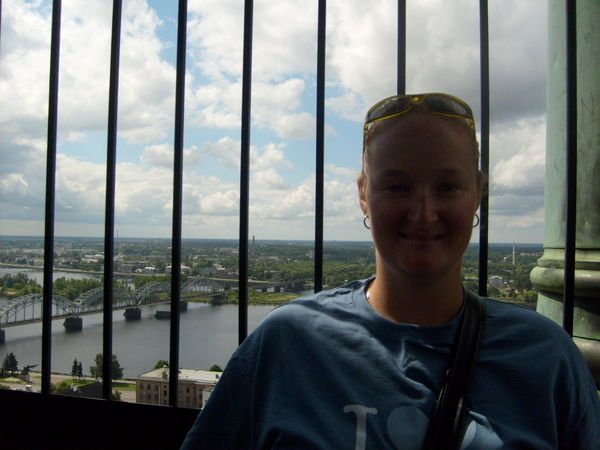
left=115, top=262, right=135, bottom=273
left=135, top=367, right=221, bottom=408
left=199, top=266, right=217, bottom=276
left=489, top=275, right=506, bottom=289
left=165, top=264, right=192, bottom=275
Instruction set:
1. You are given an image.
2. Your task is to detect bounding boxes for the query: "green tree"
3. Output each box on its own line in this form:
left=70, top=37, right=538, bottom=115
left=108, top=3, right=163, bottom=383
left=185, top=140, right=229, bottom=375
left=209, top=364, right=223, bottom=372
left=53, top=277, right=102, bottom=301
left=89, top=354, right=124, bottom=380
left=154, top=360, right=169, bottom=369
left=2, top=352, right=18, bottom=376
left=0, top=273, right=41, bottom=296
left=50, top=380, right=74, bottom=394
left=72, top=358, right=80, bottom=380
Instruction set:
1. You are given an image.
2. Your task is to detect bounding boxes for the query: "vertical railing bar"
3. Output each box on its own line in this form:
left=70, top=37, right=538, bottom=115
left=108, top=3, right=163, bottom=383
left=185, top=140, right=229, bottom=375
left=41, top=0, right=61, bottom=396
left=563, top=0, right=577, bottom=336
left=102, top=0, right=122, bottom=401
left=397, top=0, right=406, bottom=95
left=238, top=0, right=253, bottom=344
left=314, top=0, right=326, bottom=294
left=169, top=0, right=188, bottom=406
left=478, top=0, right=490, bottom=297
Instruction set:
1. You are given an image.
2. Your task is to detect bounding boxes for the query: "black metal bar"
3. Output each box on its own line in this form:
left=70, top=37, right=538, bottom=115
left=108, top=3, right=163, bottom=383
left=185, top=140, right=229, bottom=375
left=41, top=0, right=61, bottom=396
left=478, top=0, right=490, bottom=298
left=314, top=0, right=326, bottom=294
left=102, top=0, right=122, bottom=401
left=563, top=0, right=577, bottom=336
left=238, top=0, right=253, bottom=344
left=169, top=0, right=188, bottom=406
left=397, top=0, right=406, bottom=95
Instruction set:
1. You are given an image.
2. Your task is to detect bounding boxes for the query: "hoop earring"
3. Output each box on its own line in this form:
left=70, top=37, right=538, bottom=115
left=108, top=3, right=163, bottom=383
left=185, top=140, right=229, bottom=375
left=363, top=214, right=371, bottom=230
left=473, top=213, right=480, bottom=228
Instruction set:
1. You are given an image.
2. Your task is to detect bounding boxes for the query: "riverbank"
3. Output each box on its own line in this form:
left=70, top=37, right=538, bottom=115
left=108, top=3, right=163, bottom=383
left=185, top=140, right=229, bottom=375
left=0, top=371, right=136, bottom=402
left=201, top=290, right=299, bottom=306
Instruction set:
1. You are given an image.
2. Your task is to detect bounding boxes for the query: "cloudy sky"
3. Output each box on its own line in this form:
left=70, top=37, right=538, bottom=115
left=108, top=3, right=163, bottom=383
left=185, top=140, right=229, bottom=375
left=0, top=0, right=548, bottom=243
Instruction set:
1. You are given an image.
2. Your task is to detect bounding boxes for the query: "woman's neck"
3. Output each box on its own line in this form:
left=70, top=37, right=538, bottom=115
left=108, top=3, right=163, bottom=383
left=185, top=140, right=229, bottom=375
left=366, top=267, right=464, bottom=326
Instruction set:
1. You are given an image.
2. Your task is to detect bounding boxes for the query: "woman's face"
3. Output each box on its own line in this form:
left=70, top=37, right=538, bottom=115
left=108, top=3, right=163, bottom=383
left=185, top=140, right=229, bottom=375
left=359, top=112, right=482, bottom=281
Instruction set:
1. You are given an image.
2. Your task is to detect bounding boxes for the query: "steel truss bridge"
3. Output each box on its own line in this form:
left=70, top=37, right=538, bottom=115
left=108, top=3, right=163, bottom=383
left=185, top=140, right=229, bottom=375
left=0, top=277, right=306, bottom=329
left=0, top=278, right=227, bottom=328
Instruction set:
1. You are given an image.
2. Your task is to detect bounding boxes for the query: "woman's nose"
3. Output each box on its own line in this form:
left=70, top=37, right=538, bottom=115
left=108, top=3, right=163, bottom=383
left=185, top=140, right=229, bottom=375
left=407, top=192, right=438, bottom=225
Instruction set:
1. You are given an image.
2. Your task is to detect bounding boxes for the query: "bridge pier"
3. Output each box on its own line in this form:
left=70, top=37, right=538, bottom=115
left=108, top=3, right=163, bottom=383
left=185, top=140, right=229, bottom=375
left=124, top=307, right=142, bottom=321
left=0, top=329, right=5, bottom=344
left=63, top=317, right=83, bottom=332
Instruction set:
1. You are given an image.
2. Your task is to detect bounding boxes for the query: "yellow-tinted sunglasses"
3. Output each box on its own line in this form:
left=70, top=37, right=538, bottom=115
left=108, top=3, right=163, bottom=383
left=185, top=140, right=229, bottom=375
left=363, top=93, right=475, bottom=147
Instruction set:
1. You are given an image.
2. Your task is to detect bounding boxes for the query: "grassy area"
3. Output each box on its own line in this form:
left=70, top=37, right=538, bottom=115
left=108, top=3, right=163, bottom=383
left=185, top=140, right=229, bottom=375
left=113, top=381, right=136, bottom=391
left=189, top=289, right=299, bottom=306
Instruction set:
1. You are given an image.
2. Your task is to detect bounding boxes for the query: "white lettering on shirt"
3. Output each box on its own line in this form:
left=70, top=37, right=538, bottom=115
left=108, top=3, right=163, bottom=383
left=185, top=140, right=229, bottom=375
left=344, top=404, right=378, bottom=450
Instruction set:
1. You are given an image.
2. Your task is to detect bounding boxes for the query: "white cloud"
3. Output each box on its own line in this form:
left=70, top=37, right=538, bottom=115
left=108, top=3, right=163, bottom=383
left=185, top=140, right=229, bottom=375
left=488, top=0, right=548, bottom=121
left=201, top=137, right=240, bottom=169
left=188, top=0, right=317, bottom=82
left=117, top=1, right=177, bottom=143
left=0, top=2, right=52, bottom=135
left=0, top=0, right=177, bottom=146
left=489, top=204, right=545, bottom=243
left=199, top=189, right=240, bottom=215
left=0, top=0, right=551, bottom=242
left=188, top=80, right=242, bottom=129
left=491, top=117, right=546, bottom=194
left=187, top=0, right=245, bottom=79
left=251, top=143, right=292, bottom=171
left=186, top=1, right=318, bottom=138
left=0, top=174, right=30, bottom=199
left=140, top=143, right=202, bottom=168
left=140, top=143, right=173, bottom=167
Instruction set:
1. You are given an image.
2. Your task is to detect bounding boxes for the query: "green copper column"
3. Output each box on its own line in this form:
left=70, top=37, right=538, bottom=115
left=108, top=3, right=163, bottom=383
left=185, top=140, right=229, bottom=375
left=530, top=0, right=599, bottom=379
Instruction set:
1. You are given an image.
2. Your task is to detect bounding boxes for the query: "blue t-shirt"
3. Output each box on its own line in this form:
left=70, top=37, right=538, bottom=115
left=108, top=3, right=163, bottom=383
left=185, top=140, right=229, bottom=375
left=181, top=279, right=600, bottom=449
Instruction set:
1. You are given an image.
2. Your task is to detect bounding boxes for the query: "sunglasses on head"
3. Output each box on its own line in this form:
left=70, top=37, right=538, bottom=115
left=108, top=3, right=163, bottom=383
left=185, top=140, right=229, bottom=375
left=363, top=93, right=475, bottom=143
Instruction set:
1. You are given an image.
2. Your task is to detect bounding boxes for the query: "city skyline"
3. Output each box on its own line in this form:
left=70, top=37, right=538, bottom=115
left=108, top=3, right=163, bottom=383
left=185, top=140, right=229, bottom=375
left=1, top=0, right=548, bottom=243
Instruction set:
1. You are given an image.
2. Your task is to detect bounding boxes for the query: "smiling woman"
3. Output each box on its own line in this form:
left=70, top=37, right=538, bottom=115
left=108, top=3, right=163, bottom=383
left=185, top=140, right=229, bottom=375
left=359, top=108, right=483, bottom=325
left=180, top=94, right=600, bottom=449
left=1, top=1, right=595, bottom=449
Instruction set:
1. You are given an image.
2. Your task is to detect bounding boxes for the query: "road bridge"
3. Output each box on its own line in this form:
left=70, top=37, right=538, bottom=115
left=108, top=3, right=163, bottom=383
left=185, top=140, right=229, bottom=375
left=0, top=277, right=306, bottom=342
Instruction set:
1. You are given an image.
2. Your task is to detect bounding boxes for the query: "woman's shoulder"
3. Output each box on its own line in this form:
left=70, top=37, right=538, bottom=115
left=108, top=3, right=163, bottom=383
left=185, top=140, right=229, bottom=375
left=235, top=279, right=371, bottom=359
left=483, top=297, right=560, bottom=328
left=265, top=278, right=369, bottom=319
left=480, top=297, right=583, bottom=359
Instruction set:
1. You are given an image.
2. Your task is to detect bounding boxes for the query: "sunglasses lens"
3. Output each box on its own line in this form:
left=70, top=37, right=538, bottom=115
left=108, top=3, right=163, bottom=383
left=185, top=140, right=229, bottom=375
left=424, top=95, right=473, bottom=119
left=365, top=94, right=474, bottom=131
left=366, top=96, right=412, bottom=123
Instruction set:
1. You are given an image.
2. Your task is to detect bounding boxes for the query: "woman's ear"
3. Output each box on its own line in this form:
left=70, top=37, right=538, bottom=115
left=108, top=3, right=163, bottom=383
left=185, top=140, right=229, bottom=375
left=357, top=174, right=368, bottom=216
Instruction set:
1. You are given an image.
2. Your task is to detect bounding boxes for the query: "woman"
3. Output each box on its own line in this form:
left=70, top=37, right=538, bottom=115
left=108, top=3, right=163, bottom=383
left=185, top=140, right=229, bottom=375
left=181, top=93, right=599, bottom=449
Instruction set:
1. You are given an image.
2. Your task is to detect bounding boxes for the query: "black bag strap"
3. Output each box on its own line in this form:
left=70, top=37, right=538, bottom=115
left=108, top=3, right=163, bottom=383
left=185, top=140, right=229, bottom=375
left=423, top=290, right=485, bottom=450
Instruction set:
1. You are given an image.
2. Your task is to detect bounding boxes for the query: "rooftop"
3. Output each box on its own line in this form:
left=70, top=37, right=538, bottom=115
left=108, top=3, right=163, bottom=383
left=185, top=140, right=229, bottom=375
left=137, top=368, right=221, bottom=384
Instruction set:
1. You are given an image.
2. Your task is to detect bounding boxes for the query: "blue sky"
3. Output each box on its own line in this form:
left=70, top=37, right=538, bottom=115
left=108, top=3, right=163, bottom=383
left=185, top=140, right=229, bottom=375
left=0, top=0, right=548, bottom=242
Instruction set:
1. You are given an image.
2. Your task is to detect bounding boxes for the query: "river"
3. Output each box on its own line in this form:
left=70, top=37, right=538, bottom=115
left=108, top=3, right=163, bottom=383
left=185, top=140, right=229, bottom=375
left=0, top=268, right=283, bottom=378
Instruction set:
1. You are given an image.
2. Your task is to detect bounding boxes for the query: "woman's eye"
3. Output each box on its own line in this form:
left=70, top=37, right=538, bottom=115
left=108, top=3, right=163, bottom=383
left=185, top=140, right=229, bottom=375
left=385, top=184, right=409, bottom=193
left=439, top=183, right=459, bottom=193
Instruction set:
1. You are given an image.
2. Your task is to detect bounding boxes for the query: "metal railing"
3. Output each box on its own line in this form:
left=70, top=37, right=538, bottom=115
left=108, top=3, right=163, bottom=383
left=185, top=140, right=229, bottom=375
left=0, top=0, right=579, bottom=408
